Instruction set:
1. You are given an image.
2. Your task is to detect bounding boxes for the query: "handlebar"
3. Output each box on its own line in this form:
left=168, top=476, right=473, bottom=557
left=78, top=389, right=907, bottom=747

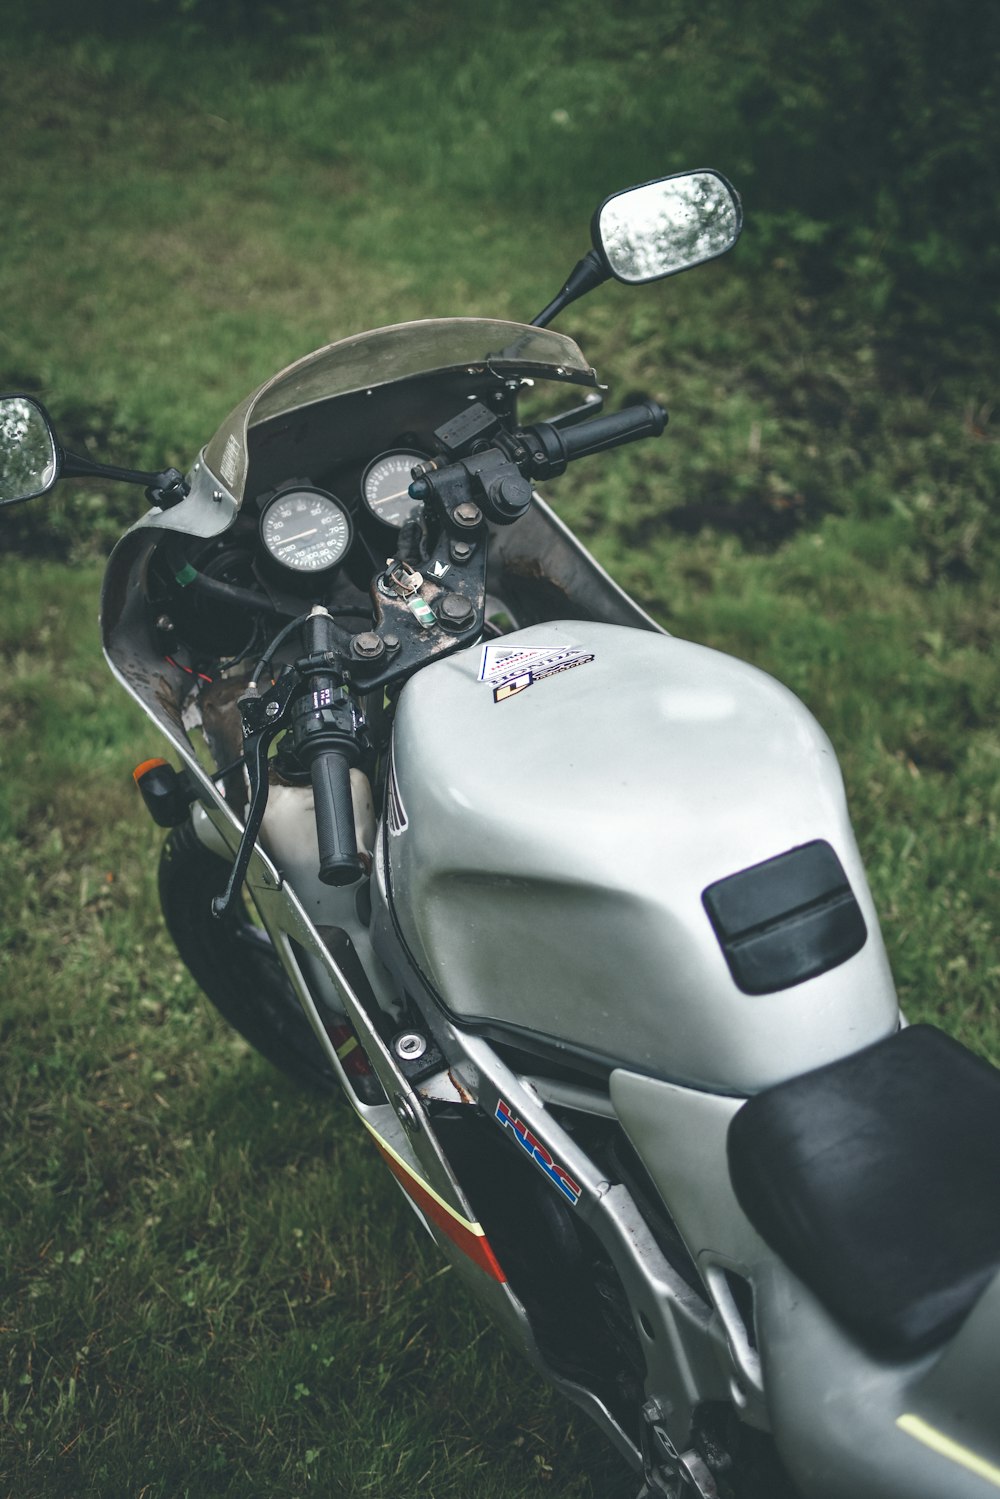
left=523, top=399, right=667, bottom=479
left=410, top=397, right=668, bottom=524
left=295, top=610, right=362, bottom=888
left=211, top=609, right=365, bottom=916
left=309, top=749, right=362, bottom=887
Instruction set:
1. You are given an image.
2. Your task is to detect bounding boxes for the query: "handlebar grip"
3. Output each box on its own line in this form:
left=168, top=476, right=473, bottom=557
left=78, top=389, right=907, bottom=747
left=310, top=749, right=362, bottom=887
left=525, top=400, right=667, bottom=478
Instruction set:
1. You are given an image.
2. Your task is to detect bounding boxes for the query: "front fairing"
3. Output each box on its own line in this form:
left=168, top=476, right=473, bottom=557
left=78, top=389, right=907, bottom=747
left=99, top=315, right=637, bottom=777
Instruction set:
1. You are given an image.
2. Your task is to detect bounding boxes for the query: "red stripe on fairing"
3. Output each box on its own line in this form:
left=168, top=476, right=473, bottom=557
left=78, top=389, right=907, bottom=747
left=370, top=1137, right=507, bottom=1283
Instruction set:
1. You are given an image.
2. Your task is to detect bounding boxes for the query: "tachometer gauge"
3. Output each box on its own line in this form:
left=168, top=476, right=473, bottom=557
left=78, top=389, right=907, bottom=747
left=362, top=450, right=429, bottom=532
left=259, top=487, right=352, bottom=575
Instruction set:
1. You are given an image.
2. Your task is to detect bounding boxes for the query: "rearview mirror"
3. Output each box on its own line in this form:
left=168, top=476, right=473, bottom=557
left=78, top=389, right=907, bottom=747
left=592, top=170, right=742, bottom=284
left=531, top=168, right=742, bottom=329
left=0, top=394, right=60, bottom=505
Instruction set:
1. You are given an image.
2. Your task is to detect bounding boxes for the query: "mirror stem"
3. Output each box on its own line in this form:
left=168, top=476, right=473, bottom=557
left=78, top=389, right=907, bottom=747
left=61, top=449, right=189, bottom=505
left=530, top=248, right=609, bottom=329
left=61, top=448, right=166, bottom=486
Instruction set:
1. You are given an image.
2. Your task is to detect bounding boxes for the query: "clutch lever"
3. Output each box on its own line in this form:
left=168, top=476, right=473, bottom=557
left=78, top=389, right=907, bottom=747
left=547, top=391, right=605, bottom=429
left=210, top=606, right=363, bottom=916
left=210, top=667, right=300, bottom=919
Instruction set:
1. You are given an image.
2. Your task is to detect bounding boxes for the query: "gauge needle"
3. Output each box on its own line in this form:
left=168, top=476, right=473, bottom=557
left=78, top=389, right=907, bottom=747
left=378, top=487, right=412, bottom=503
left=278, top=527, right=318, bottom=545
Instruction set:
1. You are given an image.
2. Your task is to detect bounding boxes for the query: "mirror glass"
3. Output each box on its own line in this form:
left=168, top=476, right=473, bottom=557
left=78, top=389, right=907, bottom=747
left=0, top=395, right=59, bottom=504
left=595, top=171, right=741, bottom=284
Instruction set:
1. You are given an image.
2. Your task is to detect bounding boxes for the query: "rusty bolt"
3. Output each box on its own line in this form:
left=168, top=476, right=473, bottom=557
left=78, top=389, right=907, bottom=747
left=352, top=632, right=385, bottom=660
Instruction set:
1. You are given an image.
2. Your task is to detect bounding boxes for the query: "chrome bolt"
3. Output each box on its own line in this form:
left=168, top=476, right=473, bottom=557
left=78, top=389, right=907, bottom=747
left=453, top=502, right=483, bottom=529
left=394, top=1093, right=419, bottom=1133
left=265, top=700, right=280, bottom=719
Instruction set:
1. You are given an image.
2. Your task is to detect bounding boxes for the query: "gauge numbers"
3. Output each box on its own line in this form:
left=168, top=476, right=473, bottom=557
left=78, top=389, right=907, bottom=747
left=362, top=450, right=429, bottom=531
left=260, top=487, right=352, bottom=574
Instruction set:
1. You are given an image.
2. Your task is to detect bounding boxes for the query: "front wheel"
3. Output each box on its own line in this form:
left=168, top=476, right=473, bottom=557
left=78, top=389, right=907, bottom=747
left=158, top=819, right=338, bottom=1092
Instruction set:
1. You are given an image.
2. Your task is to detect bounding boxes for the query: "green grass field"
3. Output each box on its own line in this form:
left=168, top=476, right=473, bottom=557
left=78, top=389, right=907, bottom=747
left=1, top=19, right=997, bottom=1498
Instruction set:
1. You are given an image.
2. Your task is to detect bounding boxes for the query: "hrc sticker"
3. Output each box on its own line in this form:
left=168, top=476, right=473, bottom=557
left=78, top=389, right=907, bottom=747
left=495, top=1098, right=582, bottom=1205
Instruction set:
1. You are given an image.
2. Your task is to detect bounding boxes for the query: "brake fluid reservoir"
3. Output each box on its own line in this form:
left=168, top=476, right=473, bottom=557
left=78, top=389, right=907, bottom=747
left=260, top=772, right=375, bottom=921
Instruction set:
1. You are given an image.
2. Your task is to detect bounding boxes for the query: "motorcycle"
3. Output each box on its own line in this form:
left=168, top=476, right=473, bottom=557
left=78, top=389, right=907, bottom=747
left=2, top=168, right=999, bottom=1499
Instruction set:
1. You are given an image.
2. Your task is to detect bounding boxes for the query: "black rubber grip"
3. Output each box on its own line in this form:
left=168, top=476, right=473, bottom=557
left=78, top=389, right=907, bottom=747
left=559, top=400, right=667, bottom=458
left=310, top=749, right=362, bottom=887
left=525, top=400, right=667, bottom=478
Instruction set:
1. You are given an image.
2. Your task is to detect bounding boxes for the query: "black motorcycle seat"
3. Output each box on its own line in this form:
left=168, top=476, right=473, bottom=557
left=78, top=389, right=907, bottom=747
left=727, top=1023, right=1000, bottom=1359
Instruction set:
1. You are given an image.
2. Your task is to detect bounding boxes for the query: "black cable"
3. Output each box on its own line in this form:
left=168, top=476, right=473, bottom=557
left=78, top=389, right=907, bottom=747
left=212, top=754, right=246, bottom=784
left=217, top=617, right=265, bottom=675
left=252, top=612, right=312, bottom=685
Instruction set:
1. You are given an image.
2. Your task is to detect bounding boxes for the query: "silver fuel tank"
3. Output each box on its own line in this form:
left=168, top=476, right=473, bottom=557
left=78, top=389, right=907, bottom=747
left=381, top=621, right=899, bottom=1094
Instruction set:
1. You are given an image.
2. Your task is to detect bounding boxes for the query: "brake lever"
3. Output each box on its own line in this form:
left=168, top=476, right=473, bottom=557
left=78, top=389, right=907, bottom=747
left=210, top=667, right=301, bottom=919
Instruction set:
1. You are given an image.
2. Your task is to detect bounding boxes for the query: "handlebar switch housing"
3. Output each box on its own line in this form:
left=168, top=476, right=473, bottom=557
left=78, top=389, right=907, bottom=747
left=289, top=679, right=363, bottom=765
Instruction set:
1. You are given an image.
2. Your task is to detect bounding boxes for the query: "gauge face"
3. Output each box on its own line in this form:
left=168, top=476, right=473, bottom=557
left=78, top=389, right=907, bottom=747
left=259, top=487, right=352, bottom=574
left=362, top=450, right=429, bottom=531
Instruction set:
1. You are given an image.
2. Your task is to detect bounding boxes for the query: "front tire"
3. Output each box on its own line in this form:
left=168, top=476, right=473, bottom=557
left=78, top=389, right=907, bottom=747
left=158, top=819, right=338, bottom=1092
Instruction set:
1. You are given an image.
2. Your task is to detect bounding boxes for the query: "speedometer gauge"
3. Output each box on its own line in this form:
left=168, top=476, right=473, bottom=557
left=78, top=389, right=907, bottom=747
left=259, top=487, right=352, bottom=574
left=362, top=450, right=429, bottom=531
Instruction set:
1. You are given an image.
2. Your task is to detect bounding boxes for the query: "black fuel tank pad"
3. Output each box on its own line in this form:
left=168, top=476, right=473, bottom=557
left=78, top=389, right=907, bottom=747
left=702, top=839, right=867, bottom=995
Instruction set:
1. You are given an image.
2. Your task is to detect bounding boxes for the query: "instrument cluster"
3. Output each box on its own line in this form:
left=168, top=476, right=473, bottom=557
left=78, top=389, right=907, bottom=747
left=256, top=448, right=431, bottom=586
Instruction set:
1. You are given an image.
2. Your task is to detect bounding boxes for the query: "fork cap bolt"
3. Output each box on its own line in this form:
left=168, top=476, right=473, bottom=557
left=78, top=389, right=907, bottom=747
left=438, top=593, right=475, bottom=630
left=352, top=632, right=385, bottom=659
left=453, top=502, right=483, bottom=529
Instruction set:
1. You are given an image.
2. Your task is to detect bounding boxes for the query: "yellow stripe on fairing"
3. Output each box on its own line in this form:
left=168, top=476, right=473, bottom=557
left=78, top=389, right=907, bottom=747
left=897, top=1414, right=1000, bottom=1490
left=359, top=1115, right=487, bottom=1237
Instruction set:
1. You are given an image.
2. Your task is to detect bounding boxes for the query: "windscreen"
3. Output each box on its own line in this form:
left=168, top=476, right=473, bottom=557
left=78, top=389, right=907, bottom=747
left=203, top=319, right=595, bottom=503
